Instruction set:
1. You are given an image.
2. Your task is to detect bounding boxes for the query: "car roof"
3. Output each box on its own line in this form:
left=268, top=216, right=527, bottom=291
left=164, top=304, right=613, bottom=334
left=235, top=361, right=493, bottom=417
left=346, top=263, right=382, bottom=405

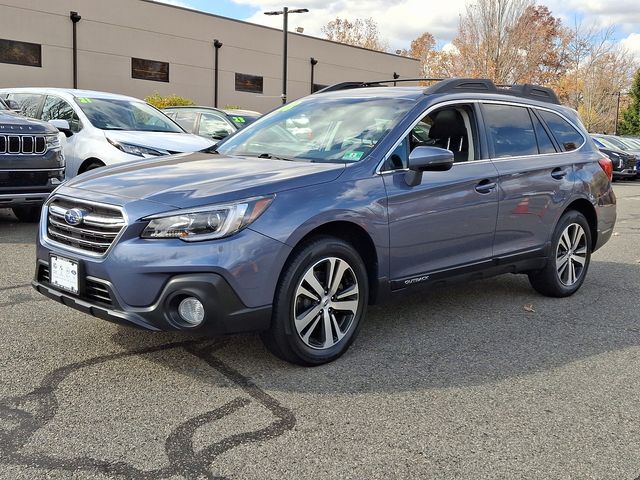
left=162, top=105, right=226, bottom=113
left=222, top=109, right=261, bottom=116
left=0, top=87, right=143, bottom=102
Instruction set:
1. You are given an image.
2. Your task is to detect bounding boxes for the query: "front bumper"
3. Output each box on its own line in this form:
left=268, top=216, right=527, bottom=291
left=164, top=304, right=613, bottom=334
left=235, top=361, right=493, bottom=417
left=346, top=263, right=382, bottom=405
left=33, top=268, right=271, bottom=334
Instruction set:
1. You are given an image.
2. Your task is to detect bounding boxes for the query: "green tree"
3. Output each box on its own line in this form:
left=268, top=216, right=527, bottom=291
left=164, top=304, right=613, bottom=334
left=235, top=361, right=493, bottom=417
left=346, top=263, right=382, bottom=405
left=618, top=68, right=640, bottom=135
left=144, top=92, right=194, bottom=109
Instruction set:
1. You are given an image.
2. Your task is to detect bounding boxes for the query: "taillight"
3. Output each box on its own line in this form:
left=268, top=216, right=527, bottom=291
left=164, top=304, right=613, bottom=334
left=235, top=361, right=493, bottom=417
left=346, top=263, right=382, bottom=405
left=598, top=155, right=613, bottom=181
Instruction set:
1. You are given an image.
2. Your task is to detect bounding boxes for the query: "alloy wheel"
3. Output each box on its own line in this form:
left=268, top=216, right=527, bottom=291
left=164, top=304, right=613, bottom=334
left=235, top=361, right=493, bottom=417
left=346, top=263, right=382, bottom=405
left=293, top=257, right=359, bottom=350
left=556, top=223, right=588, bottom=286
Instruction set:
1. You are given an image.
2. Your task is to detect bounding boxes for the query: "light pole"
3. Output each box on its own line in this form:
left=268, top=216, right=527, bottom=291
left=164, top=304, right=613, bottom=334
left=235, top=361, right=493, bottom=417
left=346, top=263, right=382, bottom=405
left=70, top=11, right=81, bottom=88
left=310, top=57, right=318, bottom=94
left=213, top=39, right=223, bottom=108
left=264, top=7, right=309, bottom=104
left=614, top=91, right=622, bottom=135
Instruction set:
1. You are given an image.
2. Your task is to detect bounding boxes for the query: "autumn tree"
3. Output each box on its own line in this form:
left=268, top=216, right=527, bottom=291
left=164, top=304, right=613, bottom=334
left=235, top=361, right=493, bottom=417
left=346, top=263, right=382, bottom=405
left=559, top=22, right=637, bottom=132
left=321, top=17, right=389, bottom=52
left=451, top=0, right=534, bottom=83
left=618, top=69, right=640, bottom=135
left=403, top=32, right=438, bottom=78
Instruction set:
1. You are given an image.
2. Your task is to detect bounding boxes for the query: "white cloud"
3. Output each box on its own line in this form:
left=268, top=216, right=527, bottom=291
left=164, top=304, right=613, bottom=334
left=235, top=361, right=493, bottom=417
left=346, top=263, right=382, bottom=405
left=620, top=33, right=640, bottom=60
left=235, top=0, right=466, bottom=50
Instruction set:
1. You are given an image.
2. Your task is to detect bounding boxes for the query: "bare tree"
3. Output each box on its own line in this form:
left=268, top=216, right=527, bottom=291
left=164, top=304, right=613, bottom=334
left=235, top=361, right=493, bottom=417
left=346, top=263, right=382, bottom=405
left=321, top=17, right=389, bottom=52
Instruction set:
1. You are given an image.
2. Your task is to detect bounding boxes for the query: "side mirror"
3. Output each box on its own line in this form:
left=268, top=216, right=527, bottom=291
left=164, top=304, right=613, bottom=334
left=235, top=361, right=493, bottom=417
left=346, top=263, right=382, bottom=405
left=210, top=130, right=230, bottom=140
left=6, top=99, right=20, bottom=111
left=405, top=146, right=454, bottom=187
left=49, top=119, right=73, bottom=137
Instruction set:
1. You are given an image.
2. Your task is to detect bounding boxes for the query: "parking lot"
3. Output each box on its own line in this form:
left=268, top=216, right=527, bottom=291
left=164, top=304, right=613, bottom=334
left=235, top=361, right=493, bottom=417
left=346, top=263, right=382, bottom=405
left=0, top=183, right=638, bottom=479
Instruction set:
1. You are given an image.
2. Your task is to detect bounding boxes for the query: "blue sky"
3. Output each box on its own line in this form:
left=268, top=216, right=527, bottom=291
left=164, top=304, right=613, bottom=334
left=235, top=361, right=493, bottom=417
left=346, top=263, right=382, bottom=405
left=157, top=0, right=640, bottom=57
left=174, top=0, right=256, bottom=19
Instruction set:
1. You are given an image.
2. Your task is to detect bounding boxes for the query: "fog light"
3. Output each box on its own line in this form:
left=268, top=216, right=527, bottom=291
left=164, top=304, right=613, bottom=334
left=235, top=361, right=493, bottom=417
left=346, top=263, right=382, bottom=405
left=178, top=297, right=205, bottom=326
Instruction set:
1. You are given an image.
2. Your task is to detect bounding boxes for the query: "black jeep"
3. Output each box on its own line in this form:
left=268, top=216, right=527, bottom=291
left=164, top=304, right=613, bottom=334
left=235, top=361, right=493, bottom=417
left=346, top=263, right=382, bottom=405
left=0, top=100, right=64, bottom=222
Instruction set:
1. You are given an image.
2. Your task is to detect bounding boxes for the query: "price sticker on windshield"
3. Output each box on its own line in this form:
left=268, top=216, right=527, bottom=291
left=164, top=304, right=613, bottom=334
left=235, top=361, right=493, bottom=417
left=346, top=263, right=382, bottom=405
left=342, top=151, right=364, bottom=161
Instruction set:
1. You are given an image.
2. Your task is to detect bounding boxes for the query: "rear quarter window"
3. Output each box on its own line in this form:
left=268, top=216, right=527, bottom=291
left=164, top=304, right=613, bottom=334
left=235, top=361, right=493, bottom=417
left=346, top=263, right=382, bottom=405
left=538, top=110, right=584, bottom=152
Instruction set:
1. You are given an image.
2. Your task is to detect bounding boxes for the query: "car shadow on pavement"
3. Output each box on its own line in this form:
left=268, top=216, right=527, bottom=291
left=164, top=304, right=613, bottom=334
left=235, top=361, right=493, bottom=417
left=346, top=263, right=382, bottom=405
left=109, top=259, right=639, bottom=396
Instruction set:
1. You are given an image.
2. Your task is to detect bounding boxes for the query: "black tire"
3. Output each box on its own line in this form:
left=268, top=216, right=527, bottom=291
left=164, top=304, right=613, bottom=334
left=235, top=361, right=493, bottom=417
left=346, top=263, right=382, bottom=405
left=528, top=210, right=592, bottom=297
left=12, top=205, right=42, bottom=223
left=81, top=160, right=105, bottom=173
left=261, top=236, right=369, bottom=366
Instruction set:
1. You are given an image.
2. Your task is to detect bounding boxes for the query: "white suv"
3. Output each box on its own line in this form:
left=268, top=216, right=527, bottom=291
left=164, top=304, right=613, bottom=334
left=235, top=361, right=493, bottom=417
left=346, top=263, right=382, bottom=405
left=0, top=88, right=214, bottom=177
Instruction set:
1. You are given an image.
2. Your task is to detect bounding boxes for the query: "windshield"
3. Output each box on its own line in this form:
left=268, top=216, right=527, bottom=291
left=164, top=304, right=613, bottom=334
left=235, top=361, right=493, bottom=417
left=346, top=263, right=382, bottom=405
left=0, top=98, right=7, bottom=111
left=217, top=96, right=415, bottom=162
left=75, top=97, right=183, bottom=133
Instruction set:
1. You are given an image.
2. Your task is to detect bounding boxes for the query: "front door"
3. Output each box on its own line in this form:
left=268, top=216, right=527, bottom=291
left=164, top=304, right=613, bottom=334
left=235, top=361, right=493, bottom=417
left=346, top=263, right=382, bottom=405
left=383, top=104, right=500, bottom=287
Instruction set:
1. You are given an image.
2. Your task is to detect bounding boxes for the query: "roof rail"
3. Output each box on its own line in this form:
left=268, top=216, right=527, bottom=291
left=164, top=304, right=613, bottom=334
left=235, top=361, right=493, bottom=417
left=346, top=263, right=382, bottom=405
left=315, top=77, right=561, bottom=105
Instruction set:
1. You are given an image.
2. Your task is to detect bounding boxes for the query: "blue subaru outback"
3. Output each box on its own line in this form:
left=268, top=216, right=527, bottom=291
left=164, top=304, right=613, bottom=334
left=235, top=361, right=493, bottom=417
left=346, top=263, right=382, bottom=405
left=33, top=79, right=616, bottom=365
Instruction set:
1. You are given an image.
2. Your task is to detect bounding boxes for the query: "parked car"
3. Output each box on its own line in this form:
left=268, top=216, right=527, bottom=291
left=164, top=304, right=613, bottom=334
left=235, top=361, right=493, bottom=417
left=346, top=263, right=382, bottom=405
left=0, top=101, right=65, bottom=222
left=591, top=136, right=637, bottom=180
left=592, top=134, right=640, bottom=179
left=32, top=78, right=616, bottom=365
left=162, top=106, right=261, bottom=140
left=162, top=106, right=237, bottom=140
left=0, top=88, right=214, bottom=178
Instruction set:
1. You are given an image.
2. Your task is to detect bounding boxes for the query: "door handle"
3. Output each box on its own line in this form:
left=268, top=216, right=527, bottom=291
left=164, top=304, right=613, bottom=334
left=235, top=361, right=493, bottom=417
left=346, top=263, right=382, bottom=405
left=475, top=180, right=497, bottom=194
left=551, top=167, right=568, bottom=180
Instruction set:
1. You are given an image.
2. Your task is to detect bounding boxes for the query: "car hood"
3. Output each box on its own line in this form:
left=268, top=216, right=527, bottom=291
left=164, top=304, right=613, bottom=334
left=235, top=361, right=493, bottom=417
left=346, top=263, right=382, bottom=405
left=0, top=112, right=57, bottom=134
left=65, top=153, right=346, bottom=208
left=104, top=130, right=214, bottom=153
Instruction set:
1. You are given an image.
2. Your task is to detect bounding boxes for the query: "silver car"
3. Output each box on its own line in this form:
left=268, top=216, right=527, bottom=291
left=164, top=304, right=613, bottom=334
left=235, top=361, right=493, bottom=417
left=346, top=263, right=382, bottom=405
left=0, top=88, right=214, bottom=177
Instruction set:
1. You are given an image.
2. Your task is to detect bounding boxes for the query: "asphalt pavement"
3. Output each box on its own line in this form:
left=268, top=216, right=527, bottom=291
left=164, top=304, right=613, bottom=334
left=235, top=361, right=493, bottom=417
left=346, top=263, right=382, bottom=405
left=0, top=184, right=639, bottom=479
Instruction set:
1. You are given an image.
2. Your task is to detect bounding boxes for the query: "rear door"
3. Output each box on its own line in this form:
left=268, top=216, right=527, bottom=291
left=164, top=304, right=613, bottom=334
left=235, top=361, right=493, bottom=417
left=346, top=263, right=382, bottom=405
left=483, top=103, right=576, bottom=257
left=384, top=103, right=500, bottom=286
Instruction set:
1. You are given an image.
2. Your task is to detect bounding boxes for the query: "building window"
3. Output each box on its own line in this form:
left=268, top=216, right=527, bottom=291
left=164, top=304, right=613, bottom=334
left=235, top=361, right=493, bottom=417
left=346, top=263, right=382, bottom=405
left=0, top=39, right=42, bottom=67
left=131, top=57, right=169, bottom=83
left=235, top=73, right=263, bottom=94
left=312, top=83, right=328, bottom=93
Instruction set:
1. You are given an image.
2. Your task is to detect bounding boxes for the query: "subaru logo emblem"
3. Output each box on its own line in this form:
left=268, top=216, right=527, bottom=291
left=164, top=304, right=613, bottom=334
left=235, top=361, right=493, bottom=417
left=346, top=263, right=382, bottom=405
left=64, top=208, right=87, bottom=226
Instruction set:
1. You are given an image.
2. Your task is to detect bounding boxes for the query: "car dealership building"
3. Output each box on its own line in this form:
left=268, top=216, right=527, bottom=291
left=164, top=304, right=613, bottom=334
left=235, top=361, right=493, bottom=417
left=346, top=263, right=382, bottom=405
left=0, top=0, right=419, bottom=112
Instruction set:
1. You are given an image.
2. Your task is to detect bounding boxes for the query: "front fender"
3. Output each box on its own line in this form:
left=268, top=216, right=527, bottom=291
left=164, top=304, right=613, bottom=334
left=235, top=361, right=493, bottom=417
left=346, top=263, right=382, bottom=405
left=249, top=175, right=390, bottom=280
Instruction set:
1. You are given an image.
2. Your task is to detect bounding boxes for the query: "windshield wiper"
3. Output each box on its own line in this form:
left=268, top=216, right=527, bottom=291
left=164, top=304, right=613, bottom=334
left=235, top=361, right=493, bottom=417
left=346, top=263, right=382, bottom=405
left=256, top=153, right=296, bottom=161
left=201, top=145, right=219, bottom=154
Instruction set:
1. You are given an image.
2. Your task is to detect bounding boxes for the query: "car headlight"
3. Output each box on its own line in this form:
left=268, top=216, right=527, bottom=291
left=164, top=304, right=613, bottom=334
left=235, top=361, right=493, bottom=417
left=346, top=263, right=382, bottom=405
left=46, top=134, right=61, bottom=151
left=141, top=196, right=274, bottom=241
left=107, top=137, right=166, bottom=157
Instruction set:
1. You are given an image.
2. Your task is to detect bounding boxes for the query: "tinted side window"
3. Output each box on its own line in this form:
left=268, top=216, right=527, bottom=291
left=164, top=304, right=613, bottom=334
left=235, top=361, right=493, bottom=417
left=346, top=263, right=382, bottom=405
left=538, top=111, right=583, bottom=152
left=7, top=93, right=43, bottom=118
left=41, top=95, right=81, bottom=132
left=173, top=111, right=198, bottom=133
left=531, top=111, right=557, bottom=154
left=483, top=104, right=537, bottom=158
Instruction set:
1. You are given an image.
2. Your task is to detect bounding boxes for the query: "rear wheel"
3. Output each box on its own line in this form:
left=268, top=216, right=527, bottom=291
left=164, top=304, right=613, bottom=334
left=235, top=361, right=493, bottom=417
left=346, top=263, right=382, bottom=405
left=12, top=205, right=42, bottom=223
left=261, top=236, right=369, bottom=366
left=528, top=210, right=592, bottom=297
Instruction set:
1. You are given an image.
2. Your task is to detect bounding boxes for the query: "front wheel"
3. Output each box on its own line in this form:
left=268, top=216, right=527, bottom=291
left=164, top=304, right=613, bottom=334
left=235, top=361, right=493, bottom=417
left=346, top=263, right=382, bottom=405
left=528, top=210, right=592, bottom=297
left=261, top=236, right=369, bottom=366
left=12, top=205, right=42, bottom=222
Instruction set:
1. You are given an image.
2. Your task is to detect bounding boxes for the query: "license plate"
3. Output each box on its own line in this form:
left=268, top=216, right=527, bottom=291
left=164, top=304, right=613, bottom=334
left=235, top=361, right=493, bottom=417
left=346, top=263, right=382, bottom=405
left=50, top=255, right=79, bottom=294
